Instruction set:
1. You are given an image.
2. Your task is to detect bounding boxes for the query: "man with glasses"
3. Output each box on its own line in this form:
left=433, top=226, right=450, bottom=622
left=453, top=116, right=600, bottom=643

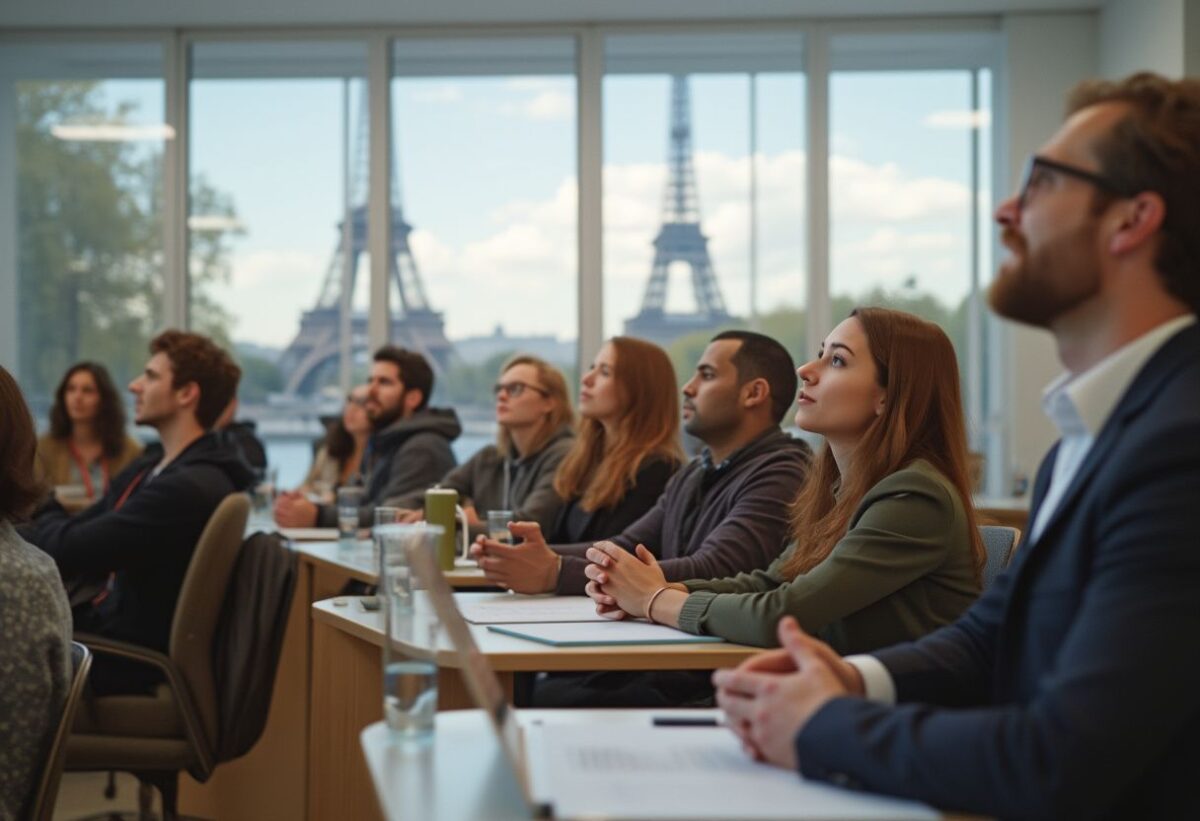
left=274, top=345, right=461, bottom=528
left=392, top=354, right=575, bottom=538
left=714, top=73, right=1200, bottom=818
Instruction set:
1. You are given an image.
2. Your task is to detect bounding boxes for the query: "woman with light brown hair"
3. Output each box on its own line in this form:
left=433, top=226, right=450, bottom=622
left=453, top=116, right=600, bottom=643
left=587, top=308, right=983, bottom=653
left=394, top=353, right=576, bottom=536
left=546, top=336, right=684, bottom=543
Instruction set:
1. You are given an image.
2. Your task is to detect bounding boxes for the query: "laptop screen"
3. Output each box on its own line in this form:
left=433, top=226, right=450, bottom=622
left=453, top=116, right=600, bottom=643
left=405, top=541, right=539, bottom=810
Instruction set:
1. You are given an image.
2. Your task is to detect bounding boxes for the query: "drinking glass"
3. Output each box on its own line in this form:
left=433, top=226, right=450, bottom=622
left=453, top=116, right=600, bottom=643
left=250, top=467, right=278, bottom=525
left=336, top=486, right=365, bottom=550
left=373, top=506, right=402, bottom=575
left=377, top=523, right=443, bottom=739
left=486, top=510, right=514, bottom=545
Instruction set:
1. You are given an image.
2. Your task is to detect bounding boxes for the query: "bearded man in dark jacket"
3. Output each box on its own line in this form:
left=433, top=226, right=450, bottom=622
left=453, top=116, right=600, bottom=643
left=274, top=345, right=461, bottom=529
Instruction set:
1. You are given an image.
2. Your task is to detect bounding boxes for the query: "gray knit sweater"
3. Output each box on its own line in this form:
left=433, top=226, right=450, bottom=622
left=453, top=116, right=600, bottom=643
left=0, top=520, right=71, bottom=820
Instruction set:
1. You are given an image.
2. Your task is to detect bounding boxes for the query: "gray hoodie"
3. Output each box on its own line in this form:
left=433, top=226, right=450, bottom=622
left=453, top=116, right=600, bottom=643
left=317, top=407, right=462, bottom=528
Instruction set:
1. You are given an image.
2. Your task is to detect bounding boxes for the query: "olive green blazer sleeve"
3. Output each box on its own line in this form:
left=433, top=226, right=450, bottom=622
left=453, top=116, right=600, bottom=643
left=676, top=461, right=972, bottom=649
left=682, top=555, right=788, bottom=595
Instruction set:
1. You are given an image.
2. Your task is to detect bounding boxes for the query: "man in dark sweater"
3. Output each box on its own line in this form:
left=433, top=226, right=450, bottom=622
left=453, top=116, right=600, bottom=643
left=474, top=330, right=812, bottom=596
left=24, top=330, right=256, bottom=694
left=274, top=345, right=461, bottom=528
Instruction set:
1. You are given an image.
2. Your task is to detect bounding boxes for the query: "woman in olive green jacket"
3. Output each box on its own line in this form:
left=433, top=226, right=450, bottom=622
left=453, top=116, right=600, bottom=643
left=585, top=308, right=984, bottom=653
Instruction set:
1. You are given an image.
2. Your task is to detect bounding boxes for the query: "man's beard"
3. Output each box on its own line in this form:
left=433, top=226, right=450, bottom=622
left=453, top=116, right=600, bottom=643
left=369, top=400, right=405, bottom=431
left=988, top=222, right=1101, bottom=328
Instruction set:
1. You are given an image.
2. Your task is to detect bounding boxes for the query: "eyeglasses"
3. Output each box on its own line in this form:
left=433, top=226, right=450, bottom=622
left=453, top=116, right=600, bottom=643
left=1017, top=154, right=1137, bottom=209
left=493, top=381, right=549, bottom=399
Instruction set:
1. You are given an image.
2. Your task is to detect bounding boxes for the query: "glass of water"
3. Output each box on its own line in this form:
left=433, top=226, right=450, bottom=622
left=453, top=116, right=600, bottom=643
left=373, top=506, right=402, bottom=576
left=378, top=523, right=443, bottom=740
left=486, top=509, right=514, bottom=545
left=336, top=486, right=365, bottom=549
left=250, top=467, right=278, bottom=526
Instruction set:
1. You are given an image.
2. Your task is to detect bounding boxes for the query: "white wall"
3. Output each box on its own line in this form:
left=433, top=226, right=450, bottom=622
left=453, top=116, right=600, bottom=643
left=998, top=13, right=1097, bottom=485
left=1099, top=0, right=1184, bottom=78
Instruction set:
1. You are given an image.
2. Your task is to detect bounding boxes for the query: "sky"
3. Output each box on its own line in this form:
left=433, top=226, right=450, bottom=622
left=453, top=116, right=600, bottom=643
left=96, top=59, right=992, bottom=353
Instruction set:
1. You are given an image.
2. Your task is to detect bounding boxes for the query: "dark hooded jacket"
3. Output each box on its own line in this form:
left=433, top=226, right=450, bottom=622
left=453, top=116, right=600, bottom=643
left=318, top=407, right=462, bottom=527
left=553, top=428, right=812, bottom=594
left=23, top=432, right=257, bottom=655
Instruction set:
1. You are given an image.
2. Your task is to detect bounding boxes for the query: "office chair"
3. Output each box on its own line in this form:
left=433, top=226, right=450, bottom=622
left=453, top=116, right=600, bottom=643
left=66, top=493, right=250, bottom=820
left=980, top=524, right=1022, bottom=589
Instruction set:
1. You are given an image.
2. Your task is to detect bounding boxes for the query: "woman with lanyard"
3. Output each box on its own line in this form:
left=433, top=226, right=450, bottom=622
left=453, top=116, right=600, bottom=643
left=37, top=362, right=142, bottom=503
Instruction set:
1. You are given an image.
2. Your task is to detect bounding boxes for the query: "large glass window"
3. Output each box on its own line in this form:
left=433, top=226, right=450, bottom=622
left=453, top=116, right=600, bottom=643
left=0, top=42, right=165, bottom=420
left=391, top=37, right=577, bottom=458
left=603, top=32, right=806, bottom=380
left=828, top=31, right=996, bottom=462
left=189, top=40, right=368, bottom=485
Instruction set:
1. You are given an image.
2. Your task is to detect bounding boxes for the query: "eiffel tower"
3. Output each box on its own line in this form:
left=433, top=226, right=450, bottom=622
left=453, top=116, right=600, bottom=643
left=279, top=88, right=452, bottom=396
left=624, top=74, right=736, bottom=347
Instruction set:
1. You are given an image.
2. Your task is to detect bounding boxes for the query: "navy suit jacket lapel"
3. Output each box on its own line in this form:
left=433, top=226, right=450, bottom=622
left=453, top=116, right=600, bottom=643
left=1019, top=322, right=1199, bottom=554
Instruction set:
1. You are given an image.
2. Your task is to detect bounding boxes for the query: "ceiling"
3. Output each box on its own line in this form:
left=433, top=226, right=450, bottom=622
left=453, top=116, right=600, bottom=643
left=0, top=0, right=1105, bottom=30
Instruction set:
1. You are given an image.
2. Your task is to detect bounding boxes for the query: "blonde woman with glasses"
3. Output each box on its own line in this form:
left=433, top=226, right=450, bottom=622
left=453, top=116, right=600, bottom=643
left=394, top=354, right=575, bottom=537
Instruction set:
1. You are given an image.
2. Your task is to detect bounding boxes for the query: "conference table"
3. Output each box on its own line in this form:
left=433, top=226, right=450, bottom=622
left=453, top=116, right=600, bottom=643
left=359, top=712, right=980, bottom=821
left=307, top=593, right=763, bottom=821
left=176, top=529, right=493, bottom=821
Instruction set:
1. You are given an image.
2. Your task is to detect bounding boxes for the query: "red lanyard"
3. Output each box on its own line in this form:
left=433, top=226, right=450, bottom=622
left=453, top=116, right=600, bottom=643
left=90, top=466, right=149, bottom=608
left=113, top=468, right=148, bottom=511
left=67, top=441, right=110, bottom=500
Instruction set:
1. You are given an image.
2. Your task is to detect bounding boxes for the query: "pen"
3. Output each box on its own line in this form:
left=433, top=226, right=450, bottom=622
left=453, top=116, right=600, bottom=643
left=651, top=716, right=722, bottom=727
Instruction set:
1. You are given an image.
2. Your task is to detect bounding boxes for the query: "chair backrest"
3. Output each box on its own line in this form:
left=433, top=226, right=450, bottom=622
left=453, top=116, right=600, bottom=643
left=29, top=641, right=92, bottom=821
left=168, top=493, right=251, bottom=752
left=980, top=525, right=1022, bottom=589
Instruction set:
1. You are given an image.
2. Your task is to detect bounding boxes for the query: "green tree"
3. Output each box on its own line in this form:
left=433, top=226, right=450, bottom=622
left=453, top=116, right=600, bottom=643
left=16, top=81, right=236, bottom=404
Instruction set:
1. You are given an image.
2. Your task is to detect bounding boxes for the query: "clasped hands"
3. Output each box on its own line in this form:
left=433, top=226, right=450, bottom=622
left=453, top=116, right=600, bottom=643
left=713, top=616, right=865, bottom=769
left=583, top=541, right=680, bottom=620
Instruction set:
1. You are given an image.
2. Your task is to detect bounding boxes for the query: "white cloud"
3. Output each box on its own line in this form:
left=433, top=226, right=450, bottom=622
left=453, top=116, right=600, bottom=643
left=410, top=84, right=464, bottom=104
left=923, top=109, right=991, bottom=130
left=212, top=249, right=327, bottom=347
left=830, top=156, right=970, bottom=221
left=499, top=89, right=573, bottom=122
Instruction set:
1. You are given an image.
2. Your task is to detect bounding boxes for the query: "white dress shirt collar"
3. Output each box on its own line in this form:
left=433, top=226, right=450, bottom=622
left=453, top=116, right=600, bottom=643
left=1040, top=314, right=1196, bottom=441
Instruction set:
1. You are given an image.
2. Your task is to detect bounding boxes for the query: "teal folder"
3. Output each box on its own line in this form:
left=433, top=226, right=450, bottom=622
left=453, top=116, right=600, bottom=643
left=486, top=622, right=726, bottom=647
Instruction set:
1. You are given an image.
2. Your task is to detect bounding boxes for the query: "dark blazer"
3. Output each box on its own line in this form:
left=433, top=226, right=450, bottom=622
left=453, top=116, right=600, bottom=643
left=794, top=320, right=1200, bottom=820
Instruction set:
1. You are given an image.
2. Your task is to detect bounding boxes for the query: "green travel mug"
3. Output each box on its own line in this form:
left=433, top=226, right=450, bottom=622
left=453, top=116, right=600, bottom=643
left=424, top=488, right=459, bottom=571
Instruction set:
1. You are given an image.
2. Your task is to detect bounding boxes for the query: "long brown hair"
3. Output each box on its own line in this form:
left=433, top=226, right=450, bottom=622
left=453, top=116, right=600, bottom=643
left=779, top=308, right=984, bottom=581
left=554, top=337, right=684, bottom=512
left=48, top=361, right=128, bottom=459
left=495, top=354, right=574, bottom=459
left=0, top=365, right=46, bottom=521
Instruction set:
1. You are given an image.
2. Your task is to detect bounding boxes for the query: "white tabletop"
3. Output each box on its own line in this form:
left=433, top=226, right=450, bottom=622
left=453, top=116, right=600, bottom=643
left=313, top=594, right=761, bottom=672
left=361, top=710, right=946, bottom=821
left=360, top=709, right=726, bottom=821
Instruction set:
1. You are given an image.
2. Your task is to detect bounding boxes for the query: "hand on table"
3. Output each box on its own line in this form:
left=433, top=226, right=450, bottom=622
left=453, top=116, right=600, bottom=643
left=470, top=520, right=558, bottom=593
left=583, top=542, right=671, bottom=620
left=273, top=491, right=319, bottom=527
left=713, top=616, right=861, bottom=769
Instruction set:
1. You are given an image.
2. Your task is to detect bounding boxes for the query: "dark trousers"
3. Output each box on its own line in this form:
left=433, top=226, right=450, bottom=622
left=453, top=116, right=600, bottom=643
left=531, top=670, right=715, bottom=708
